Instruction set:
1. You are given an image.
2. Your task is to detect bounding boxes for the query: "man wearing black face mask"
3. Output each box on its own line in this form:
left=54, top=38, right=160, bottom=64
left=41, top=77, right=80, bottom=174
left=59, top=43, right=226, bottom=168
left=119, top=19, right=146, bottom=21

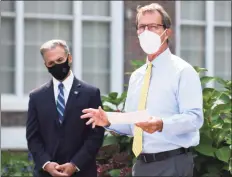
left=26, top=39, right=105, bottom=177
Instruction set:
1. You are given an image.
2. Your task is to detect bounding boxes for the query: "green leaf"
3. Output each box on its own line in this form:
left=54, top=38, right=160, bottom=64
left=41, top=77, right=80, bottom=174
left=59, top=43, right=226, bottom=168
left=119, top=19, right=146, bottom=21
left=109, top=169, right=121, bottom=177
left=214, top=129, right=230, bottom=147
left=212, top=103, right=232, bottom=119
left=218, top=92, right=231, bottom=104
left=215, top=146, right=231, bottom=163
left=194, top=136, right=216, bottom=157
left=201, top=76, right=217, bottom=85
left=225, top=135, right=232, bottom=145
left=109, top=92, right=118, bottom=100
left=203, top=88, right=215, bottom=102
left=101, top=95, right=110, bottom=102
left=130, top=60, right=145, bottom=69
left=224, top=117, right=232, bottom=124
left=103, top=105, right=115, bottom=112
left=103, top=134, right=119, bottom=147
left=193, top=66, right=208, bottom=74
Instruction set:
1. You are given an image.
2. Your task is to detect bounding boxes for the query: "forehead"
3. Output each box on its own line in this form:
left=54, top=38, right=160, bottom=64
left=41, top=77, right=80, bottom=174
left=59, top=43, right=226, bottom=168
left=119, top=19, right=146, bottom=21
left=137, top=10, right=162, bottom=25
left=43, top=45, right=66, bottom=62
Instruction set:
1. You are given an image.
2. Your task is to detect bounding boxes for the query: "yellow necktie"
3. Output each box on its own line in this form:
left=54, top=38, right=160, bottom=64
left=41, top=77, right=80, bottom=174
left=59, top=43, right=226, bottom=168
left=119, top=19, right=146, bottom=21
left=132, top=62, right=152, bottom=157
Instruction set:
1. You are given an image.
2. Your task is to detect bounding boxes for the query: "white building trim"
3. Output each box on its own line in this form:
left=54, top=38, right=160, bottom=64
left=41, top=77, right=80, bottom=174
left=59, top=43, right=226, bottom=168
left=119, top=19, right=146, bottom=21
left=205, top=1, right=215, bottom=87
left=110, top=1, right=124, bottom=93
left=24, top=13, right=73, bottom=21
left=15, top=1, right=24, bottom=97
left=72, top=1, right=83, bottom=79
left=175, top=1, right=181, bottom=56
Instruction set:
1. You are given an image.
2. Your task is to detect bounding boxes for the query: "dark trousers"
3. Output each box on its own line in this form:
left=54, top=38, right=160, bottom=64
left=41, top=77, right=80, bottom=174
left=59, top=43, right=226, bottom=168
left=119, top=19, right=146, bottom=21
left=132, top=152, right=194, bottom=177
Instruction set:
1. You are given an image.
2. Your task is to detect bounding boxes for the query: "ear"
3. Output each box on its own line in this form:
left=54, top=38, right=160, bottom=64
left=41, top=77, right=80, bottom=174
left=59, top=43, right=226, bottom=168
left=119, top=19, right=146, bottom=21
left=166, top=28, right=172, bottom=38
left=68, top=54, right=73, bottom=64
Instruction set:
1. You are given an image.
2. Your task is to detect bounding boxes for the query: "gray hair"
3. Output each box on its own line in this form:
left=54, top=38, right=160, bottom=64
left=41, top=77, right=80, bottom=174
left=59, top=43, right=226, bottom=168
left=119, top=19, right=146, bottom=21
left=40, top=39, right=70, bottom=57
left=136, top=3, right=172, bottom=29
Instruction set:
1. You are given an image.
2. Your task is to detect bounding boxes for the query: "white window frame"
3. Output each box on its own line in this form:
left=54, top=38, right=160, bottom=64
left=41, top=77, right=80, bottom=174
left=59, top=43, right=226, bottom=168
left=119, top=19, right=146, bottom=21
left=175, top=1, right=231, bottom=87
left=1, top=1, right=124, bottom=112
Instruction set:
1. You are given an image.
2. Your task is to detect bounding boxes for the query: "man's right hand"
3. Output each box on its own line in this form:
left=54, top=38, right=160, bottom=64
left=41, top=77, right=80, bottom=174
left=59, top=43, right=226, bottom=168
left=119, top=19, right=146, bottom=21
left=81, top=106, right=110, bottom=128
left=44, top=162, right=68, bottom=177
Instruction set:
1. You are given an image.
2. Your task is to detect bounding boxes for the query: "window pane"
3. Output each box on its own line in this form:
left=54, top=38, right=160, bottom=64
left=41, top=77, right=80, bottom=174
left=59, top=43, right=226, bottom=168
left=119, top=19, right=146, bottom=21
left=180, top=26, right=205, bottom=67
left=24, top=19, right=72, bottom=93
left=0, top=18, right=15, bottom=94
left=82, top=22, right=110, bottom=94
left=1, top=1, right=15, bottom=12
left=82, top=1, right=110, bottom=16
left=214, top=27, right=231, bottom=84
left=215, top=1, right=231, bottom=22
left=181, top=1, right=205, bottom=21
left=24, top=1, right=72, bottom=15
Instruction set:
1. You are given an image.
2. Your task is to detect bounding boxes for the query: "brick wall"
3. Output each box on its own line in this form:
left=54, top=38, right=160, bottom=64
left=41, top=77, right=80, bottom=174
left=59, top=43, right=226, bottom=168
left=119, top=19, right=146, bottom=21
left=123, top=1, right=176, bottom=85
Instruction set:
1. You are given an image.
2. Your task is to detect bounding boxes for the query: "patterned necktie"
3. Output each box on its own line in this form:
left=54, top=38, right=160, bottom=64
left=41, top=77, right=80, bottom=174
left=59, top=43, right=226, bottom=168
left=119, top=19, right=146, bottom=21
left=132, top=62, right=153, bottom=157
left=57, top=83, right=65, bottom=123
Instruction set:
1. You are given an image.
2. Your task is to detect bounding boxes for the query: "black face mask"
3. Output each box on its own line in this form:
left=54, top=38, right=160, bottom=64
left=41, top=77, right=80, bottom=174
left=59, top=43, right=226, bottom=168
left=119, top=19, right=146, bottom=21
left=47, top=56, right=71, bottom=81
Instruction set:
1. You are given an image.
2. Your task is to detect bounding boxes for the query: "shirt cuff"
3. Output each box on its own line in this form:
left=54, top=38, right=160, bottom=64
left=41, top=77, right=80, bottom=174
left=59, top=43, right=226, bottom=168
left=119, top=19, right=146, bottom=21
left=42, top=161, right=51, bottom=170
left=70, top=162, right=80, bottom=172
left=161, top=117, right=173, bottom=134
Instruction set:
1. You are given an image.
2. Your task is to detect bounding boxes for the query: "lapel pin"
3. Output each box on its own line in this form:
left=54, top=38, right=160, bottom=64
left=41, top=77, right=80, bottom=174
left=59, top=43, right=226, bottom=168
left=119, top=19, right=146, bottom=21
left=74, top=91, right=79, bottom=95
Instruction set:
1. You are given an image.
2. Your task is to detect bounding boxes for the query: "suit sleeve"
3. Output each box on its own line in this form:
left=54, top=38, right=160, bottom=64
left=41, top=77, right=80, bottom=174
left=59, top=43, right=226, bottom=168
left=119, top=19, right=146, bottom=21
left=26, top=93, right=51, bottom=170
left=71, top=88, right=105, bottom=170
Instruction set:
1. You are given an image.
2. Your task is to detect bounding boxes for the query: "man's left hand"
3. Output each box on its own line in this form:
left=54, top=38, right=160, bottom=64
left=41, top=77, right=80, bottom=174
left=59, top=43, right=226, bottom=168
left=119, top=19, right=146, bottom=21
left=135, top=117, right=163, bottom=134
left=55, top=163, right=77, bottom=176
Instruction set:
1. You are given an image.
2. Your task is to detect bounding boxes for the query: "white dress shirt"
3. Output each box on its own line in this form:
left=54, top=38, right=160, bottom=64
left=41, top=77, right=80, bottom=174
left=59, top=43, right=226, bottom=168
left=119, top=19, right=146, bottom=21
left=53, top=71, right=74, bottom=104
left=106, top=48, right=204, bottom=153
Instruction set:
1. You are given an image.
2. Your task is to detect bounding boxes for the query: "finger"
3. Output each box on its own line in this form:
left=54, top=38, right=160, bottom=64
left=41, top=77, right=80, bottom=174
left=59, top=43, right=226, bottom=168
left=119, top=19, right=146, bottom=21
left=80, top=113, right=94, bottom=119
left=86, top=118, right=95, bottom=125
left=82, top=108, right=97, bottom=113
left=92, top=122, right=96, bottom=129
left=55, top=164, right=65, bottom=171
left=53, top=169, right=68, bottom=177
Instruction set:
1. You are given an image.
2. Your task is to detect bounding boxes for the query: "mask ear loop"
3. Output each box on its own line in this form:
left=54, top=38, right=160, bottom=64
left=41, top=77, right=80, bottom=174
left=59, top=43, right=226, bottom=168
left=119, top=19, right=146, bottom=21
left=159, top=29, right=169, bottom=47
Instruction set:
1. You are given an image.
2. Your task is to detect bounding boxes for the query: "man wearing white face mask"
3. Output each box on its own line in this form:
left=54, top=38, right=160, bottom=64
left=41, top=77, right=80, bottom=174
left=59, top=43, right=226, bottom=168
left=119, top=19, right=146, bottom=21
left=81, top=3, right=203, bottom=177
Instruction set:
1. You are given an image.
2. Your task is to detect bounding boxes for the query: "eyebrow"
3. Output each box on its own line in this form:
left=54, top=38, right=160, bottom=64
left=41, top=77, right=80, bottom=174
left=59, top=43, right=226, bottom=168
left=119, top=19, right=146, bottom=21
left=139, top=23, right=163, bottom=26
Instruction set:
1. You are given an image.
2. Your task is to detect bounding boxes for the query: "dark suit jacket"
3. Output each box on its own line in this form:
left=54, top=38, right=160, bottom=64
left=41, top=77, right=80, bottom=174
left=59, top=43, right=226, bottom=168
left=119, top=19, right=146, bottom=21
left=26, top=77, right=105, bottom=177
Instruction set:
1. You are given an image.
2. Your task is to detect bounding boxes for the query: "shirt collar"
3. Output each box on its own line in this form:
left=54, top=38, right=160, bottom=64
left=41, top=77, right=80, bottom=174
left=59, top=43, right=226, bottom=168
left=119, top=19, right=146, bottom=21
left=146, top=48, right=171, bottom=67
left=53, top=70, right=74, bottom=92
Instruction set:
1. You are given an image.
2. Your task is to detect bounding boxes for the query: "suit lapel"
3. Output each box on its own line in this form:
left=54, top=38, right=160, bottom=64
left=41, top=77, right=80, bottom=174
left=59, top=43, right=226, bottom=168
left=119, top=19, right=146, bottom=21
left=63, top=77, right=82, bottom=123
left=44, top=80, right=60, bottom=125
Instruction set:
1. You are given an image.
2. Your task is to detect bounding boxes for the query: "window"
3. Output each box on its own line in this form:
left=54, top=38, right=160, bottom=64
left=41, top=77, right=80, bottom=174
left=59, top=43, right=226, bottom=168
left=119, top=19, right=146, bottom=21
left=1, top=1, right=124, bottom=111
left=0, top=2, right=15, bottom=94
left=214, top=1, right=231, bottom=82
left=176, top=1, right=231, bottom=87
left=178, top=1, right=206, bottom=68
left=82, top=1, right=111, bottom=94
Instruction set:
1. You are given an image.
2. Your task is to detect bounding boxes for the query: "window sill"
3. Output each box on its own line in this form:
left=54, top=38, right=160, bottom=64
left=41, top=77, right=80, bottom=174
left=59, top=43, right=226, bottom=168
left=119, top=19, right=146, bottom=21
left=1, top=95, right=29, bottom=112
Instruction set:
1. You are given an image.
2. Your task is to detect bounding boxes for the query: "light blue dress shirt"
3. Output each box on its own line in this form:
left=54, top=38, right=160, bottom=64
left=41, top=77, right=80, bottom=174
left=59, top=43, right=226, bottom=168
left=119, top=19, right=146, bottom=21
left=106, top=48, right=204, bottom=153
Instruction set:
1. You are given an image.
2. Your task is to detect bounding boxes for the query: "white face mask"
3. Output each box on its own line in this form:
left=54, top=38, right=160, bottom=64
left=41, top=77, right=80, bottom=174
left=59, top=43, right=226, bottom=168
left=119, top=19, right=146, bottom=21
left=138, top=29, right=167, bottom=55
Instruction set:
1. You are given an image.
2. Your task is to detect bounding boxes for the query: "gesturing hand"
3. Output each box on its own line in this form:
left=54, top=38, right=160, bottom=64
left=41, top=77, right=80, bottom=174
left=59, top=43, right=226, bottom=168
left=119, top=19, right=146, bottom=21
left=55, top=163, right=77, bottom=177
left=44, top=162, right=68, bottom=177
left=81, top=106, right=110, bottom=128
left=135, top=117, right=163, bottom=134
